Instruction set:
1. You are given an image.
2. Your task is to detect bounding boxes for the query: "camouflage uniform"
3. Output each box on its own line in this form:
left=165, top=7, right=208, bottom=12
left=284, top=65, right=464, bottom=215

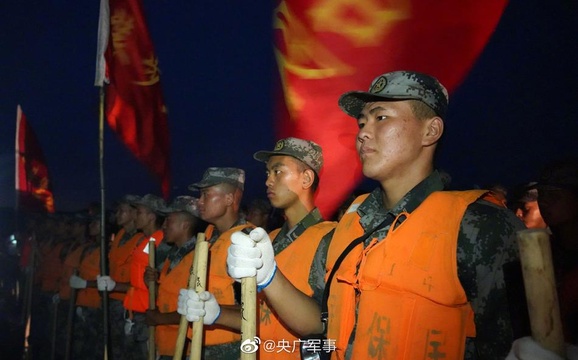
left=189, top=168, right=247, bottom=359
left=123, top=194, right=168, bottom=360
left=312, top=171, right=524, bottom=359
left=73, top=303, right=104, bottom=360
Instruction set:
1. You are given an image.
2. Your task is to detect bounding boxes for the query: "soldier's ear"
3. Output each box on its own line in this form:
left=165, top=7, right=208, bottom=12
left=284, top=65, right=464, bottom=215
left=302, top=169, right=315, bottom=190
left=423, top=117, right=443, bottom=146
left=225, top=192, right=233, bottom=207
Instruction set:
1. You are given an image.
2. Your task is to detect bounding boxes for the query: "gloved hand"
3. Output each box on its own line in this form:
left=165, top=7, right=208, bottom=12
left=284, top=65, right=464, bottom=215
left=177, top=289, right=221, bottom=325
left=69, top=274, right=87, bottom=289
left=506, top=336, right=564, bottom=360
left=96, top=275, right=116, bottom=291
left=227, top=227, right=276, bottom=289
left=52, top=293, right=60, bottom=304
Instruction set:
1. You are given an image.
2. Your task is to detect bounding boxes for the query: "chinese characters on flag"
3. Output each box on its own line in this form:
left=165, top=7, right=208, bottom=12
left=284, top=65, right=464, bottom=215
left=274, top=0, right=507, bottom=217
left=95, top=0, right=171, bottom=198
left=15, top=105, right=55, bottom=213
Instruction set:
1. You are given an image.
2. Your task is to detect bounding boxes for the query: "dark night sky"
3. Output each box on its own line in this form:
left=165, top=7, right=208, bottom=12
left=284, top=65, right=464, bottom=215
left=1, top=0, right=577, bottom=214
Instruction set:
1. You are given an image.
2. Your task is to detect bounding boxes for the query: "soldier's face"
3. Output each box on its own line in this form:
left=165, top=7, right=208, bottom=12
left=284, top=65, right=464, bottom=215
left=516, top=200, right=547, bottom=229
left=265, top=155, right=303, bottom=210
left=163, top=213, right=185, bottom=243
left=198, top=185, right=228, bottom=223
left=135, top=205, right=153, bottom=230
left=116, top=203, right=136, bottom=227
left=356, top=101, right=428, bottom=182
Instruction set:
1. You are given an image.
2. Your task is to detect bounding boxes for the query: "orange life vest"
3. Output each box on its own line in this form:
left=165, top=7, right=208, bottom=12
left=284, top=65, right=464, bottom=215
left=123, top=230, right=164, bottom=313
left=258, top=222, right=336, bottom=360
left=41, top=242, right=65, bottom=292
left=156, top=250, right=194, bottom=356
left=59, top=244, right=84, bottom=300
left=76, top=245, right=101, bottom=308
left=327, top=190, right=485, bottom=360
left=183, top=224, right=253, bottom=346
left=108, top=229, right=141, bottom=301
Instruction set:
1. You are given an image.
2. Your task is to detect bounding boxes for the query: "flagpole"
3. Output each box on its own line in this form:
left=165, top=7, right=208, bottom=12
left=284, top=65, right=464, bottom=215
left=99, top=86, right=111, bottom=360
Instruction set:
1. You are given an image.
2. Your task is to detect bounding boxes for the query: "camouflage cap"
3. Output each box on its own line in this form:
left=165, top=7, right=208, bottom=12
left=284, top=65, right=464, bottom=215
left=132, top=194, right=167, bottom=215
left=253, top=137, right=323, bottom=175
left=536, top=158, right=578, bottom=191
left=338, top=70, right=449, bottom=119
left=161, top=195, right=200, bottom=217
left=188, top=167, right=245, bottom=191
left=116, top=194, right=141, bottom=207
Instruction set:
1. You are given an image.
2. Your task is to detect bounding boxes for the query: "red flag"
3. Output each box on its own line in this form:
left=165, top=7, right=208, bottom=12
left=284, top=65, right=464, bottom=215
left=15, top=105, right=55, bottom=213
left=96, top=0, right=171, bottom=198
left=274, top=0, right=508, bottom=218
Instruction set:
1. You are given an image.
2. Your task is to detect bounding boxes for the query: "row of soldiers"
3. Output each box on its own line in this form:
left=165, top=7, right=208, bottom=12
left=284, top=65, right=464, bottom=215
left=24, top=136, right=331, bottom=360
left=20, top=70, right=577, bottom=360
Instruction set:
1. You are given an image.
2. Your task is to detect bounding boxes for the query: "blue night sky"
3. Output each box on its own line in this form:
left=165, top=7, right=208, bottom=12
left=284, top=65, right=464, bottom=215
left=1, top=0, right=577, bottom=214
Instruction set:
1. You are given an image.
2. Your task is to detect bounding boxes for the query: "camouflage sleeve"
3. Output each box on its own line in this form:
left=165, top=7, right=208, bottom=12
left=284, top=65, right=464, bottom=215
left=457, top=200, right=525, bottom=360
left=309, top=229, right=335, bottom=305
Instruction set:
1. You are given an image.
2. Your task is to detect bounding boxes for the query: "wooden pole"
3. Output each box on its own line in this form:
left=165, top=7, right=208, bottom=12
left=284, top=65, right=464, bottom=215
left=239, top=228, right=262, bottom=360
left=516, top=229, right=565, bottom=357
left=98, top=86, right=110, bottom=360
left=174, top=233, right=207, bottom=360
left=191, top=236, right=209, bottom=360
left=148, top=237, right=157, bottom=360
left=240, top=277, right=256, bottom=360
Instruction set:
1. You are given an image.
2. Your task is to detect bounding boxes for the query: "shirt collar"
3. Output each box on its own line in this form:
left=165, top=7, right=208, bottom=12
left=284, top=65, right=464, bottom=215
left=358, top=170, right=445, bottom=229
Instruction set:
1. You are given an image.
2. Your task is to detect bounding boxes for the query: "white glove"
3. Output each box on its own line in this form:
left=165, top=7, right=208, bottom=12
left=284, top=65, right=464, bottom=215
left=52, top=293, right=60, bottom=304
left=177, top=289, right=221, bottom=325
left=506, top=337, right=564, bottom=360
left=227, top=227, right=276, bottom=289
left=96, top=275, right=116, bottom=291
left=69, top=274, right=87, bottom=289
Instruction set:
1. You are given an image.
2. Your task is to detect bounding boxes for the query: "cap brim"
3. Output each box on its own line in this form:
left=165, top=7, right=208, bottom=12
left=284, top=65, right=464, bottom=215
left=338, top=91, right=423, bottom=118
left=188, top=180, right=243, bottom=191
left=188, top=181, right=210, bottom=191
left=253, top=150, right=297, bottom=163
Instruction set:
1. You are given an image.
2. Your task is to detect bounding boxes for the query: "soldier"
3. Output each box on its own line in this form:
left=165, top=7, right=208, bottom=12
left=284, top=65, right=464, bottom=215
left=185, top=167, right=252, bottom=358
left=143, top=196, right=206, bottom=359
left=54, top=211, right=89, bottom=359
left=227, top=71, right=525, bottom=359
left=178, top=138, right=336, bottom=359
left=68, top=212, right=111, bottom=360
left=96, top=195, right=143, bottom=360
left=98, top=194, right=167, bottom=360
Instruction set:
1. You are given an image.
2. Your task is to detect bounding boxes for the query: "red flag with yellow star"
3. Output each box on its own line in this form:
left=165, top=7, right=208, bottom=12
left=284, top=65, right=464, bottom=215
left=15, top=105, right=55, bottom=213
left=96, top=0, right=170, bottom=198
left=274, top=0, right=508, bottom=218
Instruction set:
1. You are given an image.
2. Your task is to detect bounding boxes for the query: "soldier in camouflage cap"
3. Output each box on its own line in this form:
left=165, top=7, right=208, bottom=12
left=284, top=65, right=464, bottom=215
left=180, top=168, right=251, bottom=358
left=144, top=195, right=207, bottom=358
left=118, top=194, right=170, bottom=359
left=224, top=70, right=525, bottom=360
left=253, top=137, right=323, bottom=175
left=339, top=70, right=449, bottom=119
left=178, top=137, right=335, bottom=360
left=188, top=167, right=245, bottom=191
